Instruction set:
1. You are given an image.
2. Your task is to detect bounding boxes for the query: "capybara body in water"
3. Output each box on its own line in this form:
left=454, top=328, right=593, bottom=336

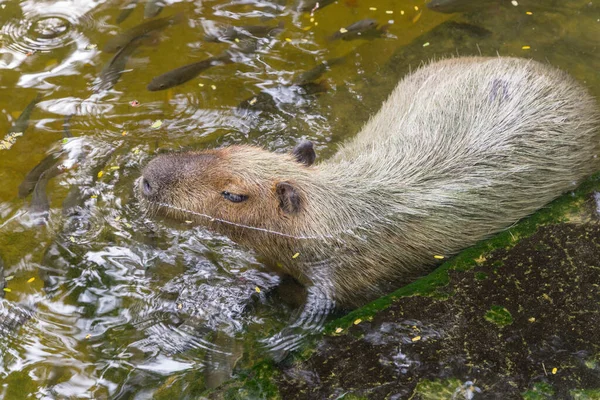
left=140, top=57, right=599, bottom=332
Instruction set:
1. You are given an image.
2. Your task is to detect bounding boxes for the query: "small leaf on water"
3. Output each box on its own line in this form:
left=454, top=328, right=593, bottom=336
left=151, top=120, right=163, bottom=129
left=27, top=277, right=35, bottom=283
left=97, top=171, right=104, bottom=178
left=335, top=327, right=343, bottom=333
left=292, top=252, right=300, bottom=259
left=354, top=318, right=362, bottom=325
left=412, top=335, right=421, bottom=342
left=85, top=334, right=92, bottom=339
left=255, top=287, right=261, bottom=293
left=3, top=288, right=11, bottom=292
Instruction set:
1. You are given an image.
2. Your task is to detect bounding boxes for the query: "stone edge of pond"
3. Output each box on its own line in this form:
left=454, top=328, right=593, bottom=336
left=211, top=173, right=600, bottom=400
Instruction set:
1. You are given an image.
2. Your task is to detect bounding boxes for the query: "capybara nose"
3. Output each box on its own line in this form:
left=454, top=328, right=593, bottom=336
left=142, top=177, right=153, bottom=197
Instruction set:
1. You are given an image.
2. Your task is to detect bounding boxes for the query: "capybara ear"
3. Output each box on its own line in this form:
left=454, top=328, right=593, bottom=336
left=276, top=182, right=301, bottom=214
left=292, top=140, right=316, bottom=166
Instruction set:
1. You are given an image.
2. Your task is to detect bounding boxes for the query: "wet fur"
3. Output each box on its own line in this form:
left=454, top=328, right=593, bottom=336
left=141, top=57, right=600, bottom=307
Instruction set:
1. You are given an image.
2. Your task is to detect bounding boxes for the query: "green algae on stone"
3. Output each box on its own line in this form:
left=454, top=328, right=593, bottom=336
left=571, top=389, right=600, bottom=399
left=522, top=382, right=555, bottom=400
left=484, top=305, right=514, bottom=327
left=411, top=379, right=472, bottom=399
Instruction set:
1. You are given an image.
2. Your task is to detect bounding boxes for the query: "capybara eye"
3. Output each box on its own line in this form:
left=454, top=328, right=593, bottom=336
left=221, top=191, right=248, bottom=203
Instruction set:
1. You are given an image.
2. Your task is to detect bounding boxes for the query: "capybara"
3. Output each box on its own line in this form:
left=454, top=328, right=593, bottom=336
left=139, top=57, right=599, bottom=323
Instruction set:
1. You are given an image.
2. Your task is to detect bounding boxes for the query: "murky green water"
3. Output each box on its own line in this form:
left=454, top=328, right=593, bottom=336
left=0, top=0, right=598, bottom=397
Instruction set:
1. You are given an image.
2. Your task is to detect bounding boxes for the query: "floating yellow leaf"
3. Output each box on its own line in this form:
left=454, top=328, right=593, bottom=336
left=522, top=45, right=531, bottom=50
left=185, top=220, right=193, bottom=224
left=528, top=317, right=536, bottom=322
left=110, top=166, right=120, bottom=170
left=234, top=38, right=240, bottom=43
left=210, top=85, right=217, bottom=90
left=511, top=0, right=518, bottom=5
left=526, top=11, right=532, bottom=14
left=292, top=252, right=300, bottom=259
left=339, top=27, right=348, bottom=33
left=122, top=130, right=128, bottom=136
left=369, top=7, right=377, bottom=10
left=423, top=42, right=430, bottom=47
left=69, top=236, right=75, bottom=243
left=412, top=335, right=421, bottom=342
left=354, top=318, right=362, bottom=325
left=401, top=10, right=405, bottom=15
left=97, top=171, right=104, bottom=178
left=151, top=120, right=163, bottom=129
left=27, top=277, right=35, bottom=283
left=255, top=287, right=261, bottom=293
left=125, top=223, right=132, bottom=228
left=85, top=334, right=92, bottom=339
left=434, top=255, right=444, bottom=259
left=5, top=276, right=14, bottom=281
left=3, top=288, right=11, bottom=292
left=177, top=303, right=183, bottom=309
left=115, top=216, right=121, bottom=221
left=412, top=11, right=422, bottom=23
left=386, top=10, right=393, bottom=14
left=90, top=195, right=98, bottom=199
left=198, top=83, right=204, bottom=87
left=335, top=327, right=343, bottom=333
left=414, top=5, right=419, bottom=10
left=285, top=37, right=292, bottom=42
left=552, top=367, right=557, bottom=374
left=249, top=97, right=258, bottom=105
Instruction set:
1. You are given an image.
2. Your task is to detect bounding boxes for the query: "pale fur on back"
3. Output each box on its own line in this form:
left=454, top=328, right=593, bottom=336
left=268, top=57, right=600, bottom=304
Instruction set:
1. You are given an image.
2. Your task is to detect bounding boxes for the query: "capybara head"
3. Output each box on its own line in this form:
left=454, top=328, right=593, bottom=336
left=139, top=141, right=317, bottom=239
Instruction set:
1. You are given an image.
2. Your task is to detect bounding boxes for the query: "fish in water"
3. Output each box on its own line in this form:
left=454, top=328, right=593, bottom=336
left=8, top=94, right=41, bottom=135
left=96, top=33, right=155, bottom=92
left=147, top=54, right=233, bottom=91
left=291, top=57, right=345, bottom=86
left=103, top=13, right=183, bottom=53
left=1, top=94, right=41, bottom=150
left=426, top=0, right=495, bottom=13
left=295, top=0, right=336, bottom=12
left=30, top=164, right=64, bottom=215
left=116, top=0, right=139, bottom=24
left=203, top=21, right=284, bottom=43
left=328, top=19, right=388, bottom=41
left=144, top=0, right=164, bottom=18
left=18, top=116, right=74, bottom=198
left=18, top=152, right=62, bottom=198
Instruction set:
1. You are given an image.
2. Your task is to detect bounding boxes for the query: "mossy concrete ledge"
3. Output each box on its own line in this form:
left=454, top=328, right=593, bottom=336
left=218, top=174, right=600, bottom=399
